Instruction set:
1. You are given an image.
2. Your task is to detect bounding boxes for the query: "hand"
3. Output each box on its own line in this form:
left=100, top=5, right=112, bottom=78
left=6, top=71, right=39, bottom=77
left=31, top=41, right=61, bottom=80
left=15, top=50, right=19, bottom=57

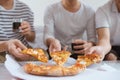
left=73, top=39, right=93, bottom=55
left=19, top=21, right=31, bottom=36
left=86, top=46, right=105, bottom=60
left=49, top=39, right=61, bottom=53
left=6, top=39, right=31, bottom=60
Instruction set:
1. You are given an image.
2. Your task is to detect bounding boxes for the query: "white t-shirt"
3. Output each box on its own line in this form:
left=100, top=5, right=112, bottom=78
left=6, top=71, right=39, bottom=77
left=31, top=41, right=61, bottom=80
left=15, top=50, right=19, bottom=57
left=44, top=1, right=96, bottom=49
left=96, top=0, right=120, bottom=46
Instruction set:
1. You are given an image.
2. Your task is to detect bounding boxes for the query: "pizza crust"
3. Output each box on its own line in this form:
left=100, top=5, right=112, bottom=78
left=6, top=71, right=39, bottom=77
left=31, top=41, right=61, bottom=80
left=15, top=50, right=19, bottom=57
left=22, top=49, right=101, bottom=76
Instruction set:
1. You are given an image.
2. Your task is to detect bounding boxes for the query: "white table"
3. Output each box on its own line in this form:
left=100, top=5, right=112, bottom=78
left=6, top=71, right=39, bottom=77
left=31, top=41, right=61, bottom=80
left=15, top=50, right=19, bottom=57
left=0, top=63, right=13, bottom=80
left=0, top=63, right=22, bottom=80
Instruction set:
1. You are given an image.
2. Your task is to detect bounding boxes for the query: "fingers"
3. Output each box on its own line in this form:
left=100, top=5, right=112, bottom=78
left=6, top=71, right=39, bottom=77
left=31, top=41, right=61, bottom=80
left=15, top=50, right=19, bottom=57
left=49, top=44, right=58, bottom=53
left=49, top=44, right=53, bottom=54
left=21, top=21, right=29, bottom=26
left=7, top=39, right=32, bottom=60
left=11, top=48, right=30, bottom=60
left=20, top=21, right=31, bottom=35
left=9, top=46, right=25, bottom=59
left=86, top=47, right=95, bottom=54
left=49, top=40, right=61, bottom=53
left=73, top=45, right=84, bottom=50
left=73, top=39, right=88, bottom=51
left=8, top=39, right=29, bottom=60
left=14, top=40, right=27, bottom=50
left=74, top=50, right=85, bottom=55
left=85, top=46, right=104, bottom=61
left=72, top=42, right=87, bottom=55
left=63, top=46, right=68, bottom=51
left=74, top=39, right=87, bottom=44
left=73, top=39, right=94, bottom=55
left=49, top=44, right=61, bottom=53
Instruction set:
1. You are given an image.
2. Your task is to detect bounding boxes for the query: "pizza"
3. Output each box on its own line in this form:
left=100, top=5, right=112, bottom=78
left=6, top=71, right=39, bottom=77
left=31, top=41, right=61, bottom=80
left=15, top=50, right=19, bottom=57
left=23, top=50, right=101, bottom=76
left=23, top=62, right=85, bottom=76
left=21, top=48, right=48, bottom=63
left=50, top=50, right=71, bottom=65
left=77, top=53, right=101, bottom=66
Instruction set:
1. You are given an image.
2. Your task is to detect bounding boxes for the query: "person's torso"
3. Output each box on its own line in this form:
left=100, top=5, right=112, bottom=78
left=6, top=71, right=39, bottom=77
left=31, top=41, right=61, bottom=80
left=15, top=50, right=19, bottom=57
left=101, top=0, right=120, bottom=45
left=0, top=0, right=32, bottom=47
left=50, top=1, right=95, bottom=48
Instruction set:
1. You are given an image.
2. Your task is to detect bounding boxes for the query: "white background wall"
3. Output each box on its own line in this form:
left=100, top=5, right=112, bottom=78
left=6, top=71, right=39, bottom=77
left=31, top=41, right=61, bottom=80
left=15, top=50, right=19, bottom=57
left=20, top=0, right=109, bottom=26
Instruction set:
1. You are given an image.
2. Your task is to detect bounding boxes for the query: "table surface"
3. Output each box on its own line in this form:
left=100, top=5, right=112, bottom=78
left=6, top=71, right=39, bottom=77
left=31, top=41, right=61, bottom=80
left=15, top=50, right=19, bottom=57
left=1, top=61, right=120, bottom=80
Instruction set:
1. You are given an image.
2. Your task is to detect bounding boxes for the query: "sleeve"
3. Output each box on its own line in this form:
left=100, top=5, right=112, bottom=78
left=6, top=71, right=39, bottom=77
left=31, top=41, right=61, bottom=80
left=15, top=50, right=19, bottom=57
left=43, top=6, right=55, bottom=42
left=27, top=8, right=35, bottom=32
left=86, top=9, right=97, bottom=42
left=96, top=8, right=109, bottom=28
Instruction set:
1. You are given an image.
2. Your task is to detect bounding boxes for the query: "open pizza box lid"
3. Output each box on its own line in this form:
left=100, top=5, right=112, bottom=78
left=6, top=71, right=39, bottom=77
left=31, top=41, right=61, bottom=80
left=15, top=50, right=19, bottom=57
left=4, top=54, right=120, bottom=80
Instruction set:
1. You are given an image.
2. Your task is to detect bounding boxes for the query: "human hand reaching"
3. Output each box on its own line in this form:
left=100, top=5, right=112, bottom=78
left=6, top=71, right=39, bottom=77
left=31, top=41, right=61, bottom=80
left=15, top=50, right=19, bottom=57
left=85, top=46, right=106, bottom=61
left=49, top=39, right=61, bottom=53
left=6, top=39, right=31, bottom=60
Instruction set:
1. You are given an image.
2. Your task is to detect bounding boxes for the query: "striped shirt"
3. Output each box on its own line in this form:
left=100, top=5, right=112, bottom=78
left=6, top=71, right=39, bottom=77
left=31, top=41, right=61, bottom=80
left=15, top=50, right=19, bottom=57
left=0, top=0, right=34, bottom=47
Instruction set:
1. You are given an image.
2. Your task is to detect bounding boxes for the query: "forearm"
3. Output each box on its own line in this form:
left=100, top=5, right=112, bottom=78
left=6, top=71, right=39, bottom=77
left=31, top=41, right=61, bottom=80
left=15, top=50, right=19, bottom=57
left=0, top=41, right=8, bottom=52
left=97, top=39, right=111, bottom=55
left=96, top=28, right=111, bottom=55
left=25, top=31, right=35, bottom=42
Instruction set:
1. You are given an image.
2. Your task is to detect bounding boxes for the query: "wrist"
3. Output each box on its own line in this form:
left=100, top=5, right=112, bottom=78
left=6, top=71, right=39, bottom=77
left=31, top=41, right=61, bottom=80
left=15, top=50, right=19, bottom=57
left=24, top=31, right=31, bottom=37
left=3, top=41, right=9, bottom=51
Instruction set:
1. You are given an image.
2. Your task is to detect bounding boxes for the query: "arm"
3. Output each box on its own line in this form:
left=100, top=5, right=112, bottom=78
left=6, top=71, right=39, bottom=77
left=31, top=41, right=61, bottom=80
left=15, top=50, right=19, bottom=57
left=0, top=41, right=8, bottom=52
left=20, top=21, right=35, bottom=42
left=94, top=8, right=111, bottom=55
left=0, top=39, right=31, bottom=60
left=26, top=9, right=35, bottom=42
left=43, top=6, right=61, bottom=52
left=25, top=31, right=35, bottom=42
left=20, top=7, right=35, bottom=42
left=87, top=28, right=111, bottom=60
left=86, top=8, right=111, bottom=60
left=96, top=28, right=111, bottom=55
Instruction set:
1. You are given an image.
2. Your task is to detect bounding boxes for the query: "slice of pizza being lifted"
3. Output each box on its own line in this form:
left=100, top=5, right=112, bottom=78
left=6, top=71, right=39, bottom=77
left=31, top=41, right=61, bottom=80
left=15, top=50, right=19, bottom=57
left=77, top=53, right=101, bottom=66
left=21, top=48, right=48, bottom=63
left=50, top=50, right=71, bottom=66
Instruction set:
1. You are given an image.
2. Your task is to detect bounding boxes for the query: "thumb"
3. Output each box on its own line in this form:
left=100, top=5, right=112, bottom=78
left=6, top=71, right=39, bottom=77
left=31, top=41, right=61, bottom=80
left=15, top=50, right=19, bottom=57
left=86, top=47, right=95, bottom=54
left=63, top=46, right=68, bottom=51
left=49, top=44, right=52, bottom=54
left=15, top=40, right=27, bottom=50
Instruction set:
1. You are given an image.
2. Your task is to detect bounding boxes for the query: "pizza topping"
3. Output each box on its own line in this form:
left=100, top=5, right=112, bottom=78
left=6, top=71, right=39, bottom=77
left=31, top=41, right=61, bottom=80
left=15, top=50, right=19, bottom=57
left=23, top=49, right=101, bottom=76
left=50, top=50, right=71, bottom=65
left=77, top=53, right=101, bottom=66
left=21, top=48, right=48, bottom=63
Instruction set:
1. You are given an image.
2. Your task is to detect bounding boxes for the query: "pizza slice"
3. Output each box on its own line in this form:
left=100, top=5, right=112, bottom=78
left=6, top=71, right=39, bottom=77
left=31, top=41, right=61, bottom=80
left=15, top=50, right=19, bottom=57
left=77, top=53, right=101, bottom=66
left=21, top=48, right=48, bottom=63
left=23, top=62, right=85, bottom=76
left=50, top=50, right=71, bottom=66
